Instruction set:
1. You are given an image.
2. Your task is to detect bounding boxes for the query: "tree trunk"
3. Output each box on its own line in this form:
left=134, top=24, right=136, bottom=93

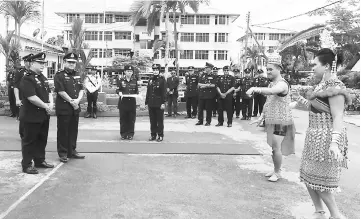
left=173, top=10, right=179, bottom=76
left=164, top=11, right=170, bottom=76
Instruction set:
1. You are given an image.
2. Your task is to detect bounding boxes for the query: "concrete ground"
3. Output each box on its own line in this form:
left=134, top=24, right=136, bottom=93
left=0, top=109, right=359, bottom=219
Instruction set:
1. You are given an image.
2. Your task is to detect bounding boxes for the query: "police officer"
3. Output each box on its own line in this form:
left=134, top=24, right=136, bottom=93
left=252, top=69, right=269, bottom=117
left=212, top=66, right=219, bottom=117
left=145, top=64, right=166, bottom=142
left=6, top=66, right=16, bottom=117
left=117, top=65, right=139, bottom=140
left=232, top=69, right=242, bottom=118
left=84, top=66, right=101, bottom=119
left=14, top=54, right=33, bottom=139
left=184, top=66, right=198, bottom=119
left=54, top=52, right=85, bottom=163
left=19, top=52, right=54, bottom=174
left=240, top=68, right=254, bottom=120
left=216, top=66, right=235, bottom=127
left=196, top=62, right=217, bottom=126
left=166, top=67, right=179, bottom=117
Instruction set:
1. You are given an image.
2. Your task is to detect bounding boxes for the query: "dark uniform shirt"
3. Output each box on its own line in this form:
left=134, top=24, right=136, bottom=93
left=166, top=76, right=179, bottom=96
left=19, top=70, right=51, bottom=123
left=240, top=76, right=254, bottom=99
left=54, top=69, right=83, bottom=115
left=217, top=74, right=235, bottom=99
left=116, top=77, right=139, bottom=110
left=14, top=67, right=28, bottom=100
left=234, top=74, right=242, bottom=96
left=185, top=73, right=199, bottom=97
left=6, top=70, right=15, bottom=87
left=253, top=76, right=269, bottom=88
left=145, top=76, right=166, bottom=107
left=198, top=73, right=217, bottom=99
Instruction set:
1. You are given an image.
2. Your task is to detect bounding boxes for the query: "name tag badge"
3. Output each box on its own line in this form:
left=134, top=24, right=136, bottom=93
left=208, top=77, right=213, bottom=79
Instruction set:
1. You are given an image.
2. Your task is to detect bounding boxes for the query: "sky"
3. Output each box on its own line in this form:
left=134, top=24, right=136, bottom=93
left=1, top=0, right=339, bottom=40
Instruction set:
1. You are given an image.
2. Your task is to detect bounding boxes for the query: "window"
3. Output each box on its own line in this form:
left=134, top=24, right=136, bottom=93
left=254, top=33, right=265, bottom=40
left=104, top=31, right=112, bottom=41
left=196, top=15, right=210, bottom=24
left=195, top=50, right=208, bottom=60
left=215, top=15, right=228, bottom=25
left=180, top=50, right=193, bottom=59
left=280, top=33, right=293, bottom=40
left=180, top=33, right=194, bottom=42
left=99, top=14, right=104, bottom=23
left=154, top=51, right=159, bottom=59
left=269, top=33, right=280, bottom=40
left=99, top=32, right=103, bottom=41
left=115, top=31, right=131, bottom=40
left=99, top=49, right=112, bottom=58
left=114, top=49, right=130, bottom=57
left=67, top=31, right=73, bottom=40
left=91, top=49, right=98, bottom=58
left=161, top=32, right=166, bottom=39
left=215, top=33, right=228, bottom=42
left=115, top=15, right=129, bottom=22
left=161, top=50, right=176, bottom=58
left=214, top=50, right=228, bottom=60
left=105, top=14, right=113, bottom=23
left=85, top=14, right=98, bottom=23
left=47, top=62, right=56, bottom=78
left=196, top=33, right=209, bottom=42
left=268, top=46, right=276, bottom=53
left=85, top=31, right=98, bottom=41
left=67, top=14, right=79, bottom=23
left=181, top=15, right=194, bottom=24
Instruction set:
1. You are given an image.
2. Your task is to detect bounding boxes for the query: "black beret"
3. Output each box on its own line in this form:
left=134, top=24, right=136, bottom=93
left=124, top=65, right=134, bottom=71
left=212, top=67, right=218, bottom=71
left=22, top=54, right=34, bottom=62
left=28, top=52, right=46, bottom=63
left=188, top=66, right=194, bottom=70
left=223, top=66, right=229, bottom=70
left=244, top=68, right=252, bottom=74
left=152, top=64, right=161, bottom=70
left=63, top=52, right=78, bottom=62
left=257, top=69, right=264, bottom=73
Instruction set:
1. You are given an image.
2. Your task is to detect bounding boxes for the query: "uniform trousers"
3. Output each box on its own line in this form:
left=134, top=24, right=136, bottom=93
left=233, top=95, right=241, bottom=117
left=253, top=94, right=267, bottom=116
left=167, top=94, right=178, bottom=115
left=213, top=97, right=217, bottom=115
left=8, top=86, right=16, bottom=115
left=217, top=98, right=233, bottom=124
left=198, top=98, right=214, bottom=124
left=86, top=91, right=98, bottom=114
left=242, top=98, right=253, bottom=118
left=119, top=97, right=136, bottom=138
left=57, top=114, right=79, bottom=158
left=21, top=118, right=50, bottom=169
left=148, top=107, right=164, bottom=137
left=186, top=96, right=198, bottom=117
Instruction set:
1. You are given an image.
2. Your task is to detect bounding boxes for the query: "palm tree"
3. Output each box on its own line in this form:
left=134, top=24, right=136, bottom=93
left=130, top=0, right=208, bottom=76
left=242, top=45, right=266, bottom=76
left=0, top=1, right=41, bottom=43
left=0, top=31, right=21, bottom=77
left=68, top=18, right=93, bottom=79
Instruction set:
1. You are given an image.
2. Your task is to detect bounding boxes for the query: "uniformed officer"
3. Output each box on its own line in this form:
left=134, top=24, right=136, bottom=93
left=196, top=62, right=217, bottom=126
left=184, top=66, right=198, bottom=119
left=252, top=69, right=269, bottom=117
left=212, top=66, right=219, bottom=117
left=166, top=67, right=179, bottom=117
left=84, top=66, right=101, bottom=119
left=240, top=68, right=254, bottom=120
left=19, top=52, right=54, bottom=174
left=54, top=52, right=85, bottom=163
left=232, top=69, right=242, bottom=118
left=145, top=64, right=166, bottom=142
left=116, top=65, right=139, bottom=140
left=216, top=66, right=235, bottom=127
left=6, top=66, right=16, bottom=117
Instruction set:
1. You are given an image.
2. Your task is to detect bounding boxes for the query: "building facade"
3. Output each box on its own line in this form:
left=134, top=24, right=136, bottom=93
left=55, top=7, right=239, bottom=76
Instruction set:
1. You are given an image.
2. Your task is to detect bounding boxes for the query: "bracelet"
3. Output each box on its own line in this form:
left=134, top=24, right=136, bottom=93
left=331, top=132, right=342, bottom=146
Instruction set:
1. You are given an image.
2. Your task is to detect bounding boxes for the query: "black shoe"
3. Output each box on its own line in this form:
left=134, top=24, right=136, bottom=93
left=149, top=136, right=156, bottom=141
left=35, top=161, right=54, bottom=168
left=93, top=113, right=97, bottom=119
left=127, top=136, right=133, bottom=140
left=241, top=117, right=247, bottom=120
left=22, top=166, right=38, bottom=174
left=157, top=136, right=163, bottom=142
left=236, top=116, right=240, bottom=118
left=195, top=121, right=203, bottom=125
left=204, top=123, right=210, bottom=126
left=59, top=157, right=68, bottom=163
left=215, top=123, right=223, bottom=127
left=71, top=153, right=85, bottom=159
left=191, top=115, right=196, bottom=119
left=166, top=115, right=172, bottom=117
left=252, top=115, right=257, bottom=117
left=121, top=136, right=127, bottom=140
left=227, top=124, right=232, bottom=127
left=247, top=117, right=251, bottom=120
left=84, top=113, right=92, bottom=118
left=8, top=114, right=15, bottom=117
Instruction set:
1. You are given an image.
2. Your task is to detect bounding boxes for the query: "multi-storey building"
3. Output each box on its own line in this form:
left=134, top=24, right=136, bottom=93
left=55, top=6, right=239, bottom=76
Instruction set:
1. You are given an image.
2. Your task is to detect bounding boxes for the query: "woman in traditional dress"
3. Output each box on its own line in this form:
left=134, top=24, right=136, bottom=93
left=247, top=53, right=296, bottom=182
left=292, top=48, right=350, bottom=219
